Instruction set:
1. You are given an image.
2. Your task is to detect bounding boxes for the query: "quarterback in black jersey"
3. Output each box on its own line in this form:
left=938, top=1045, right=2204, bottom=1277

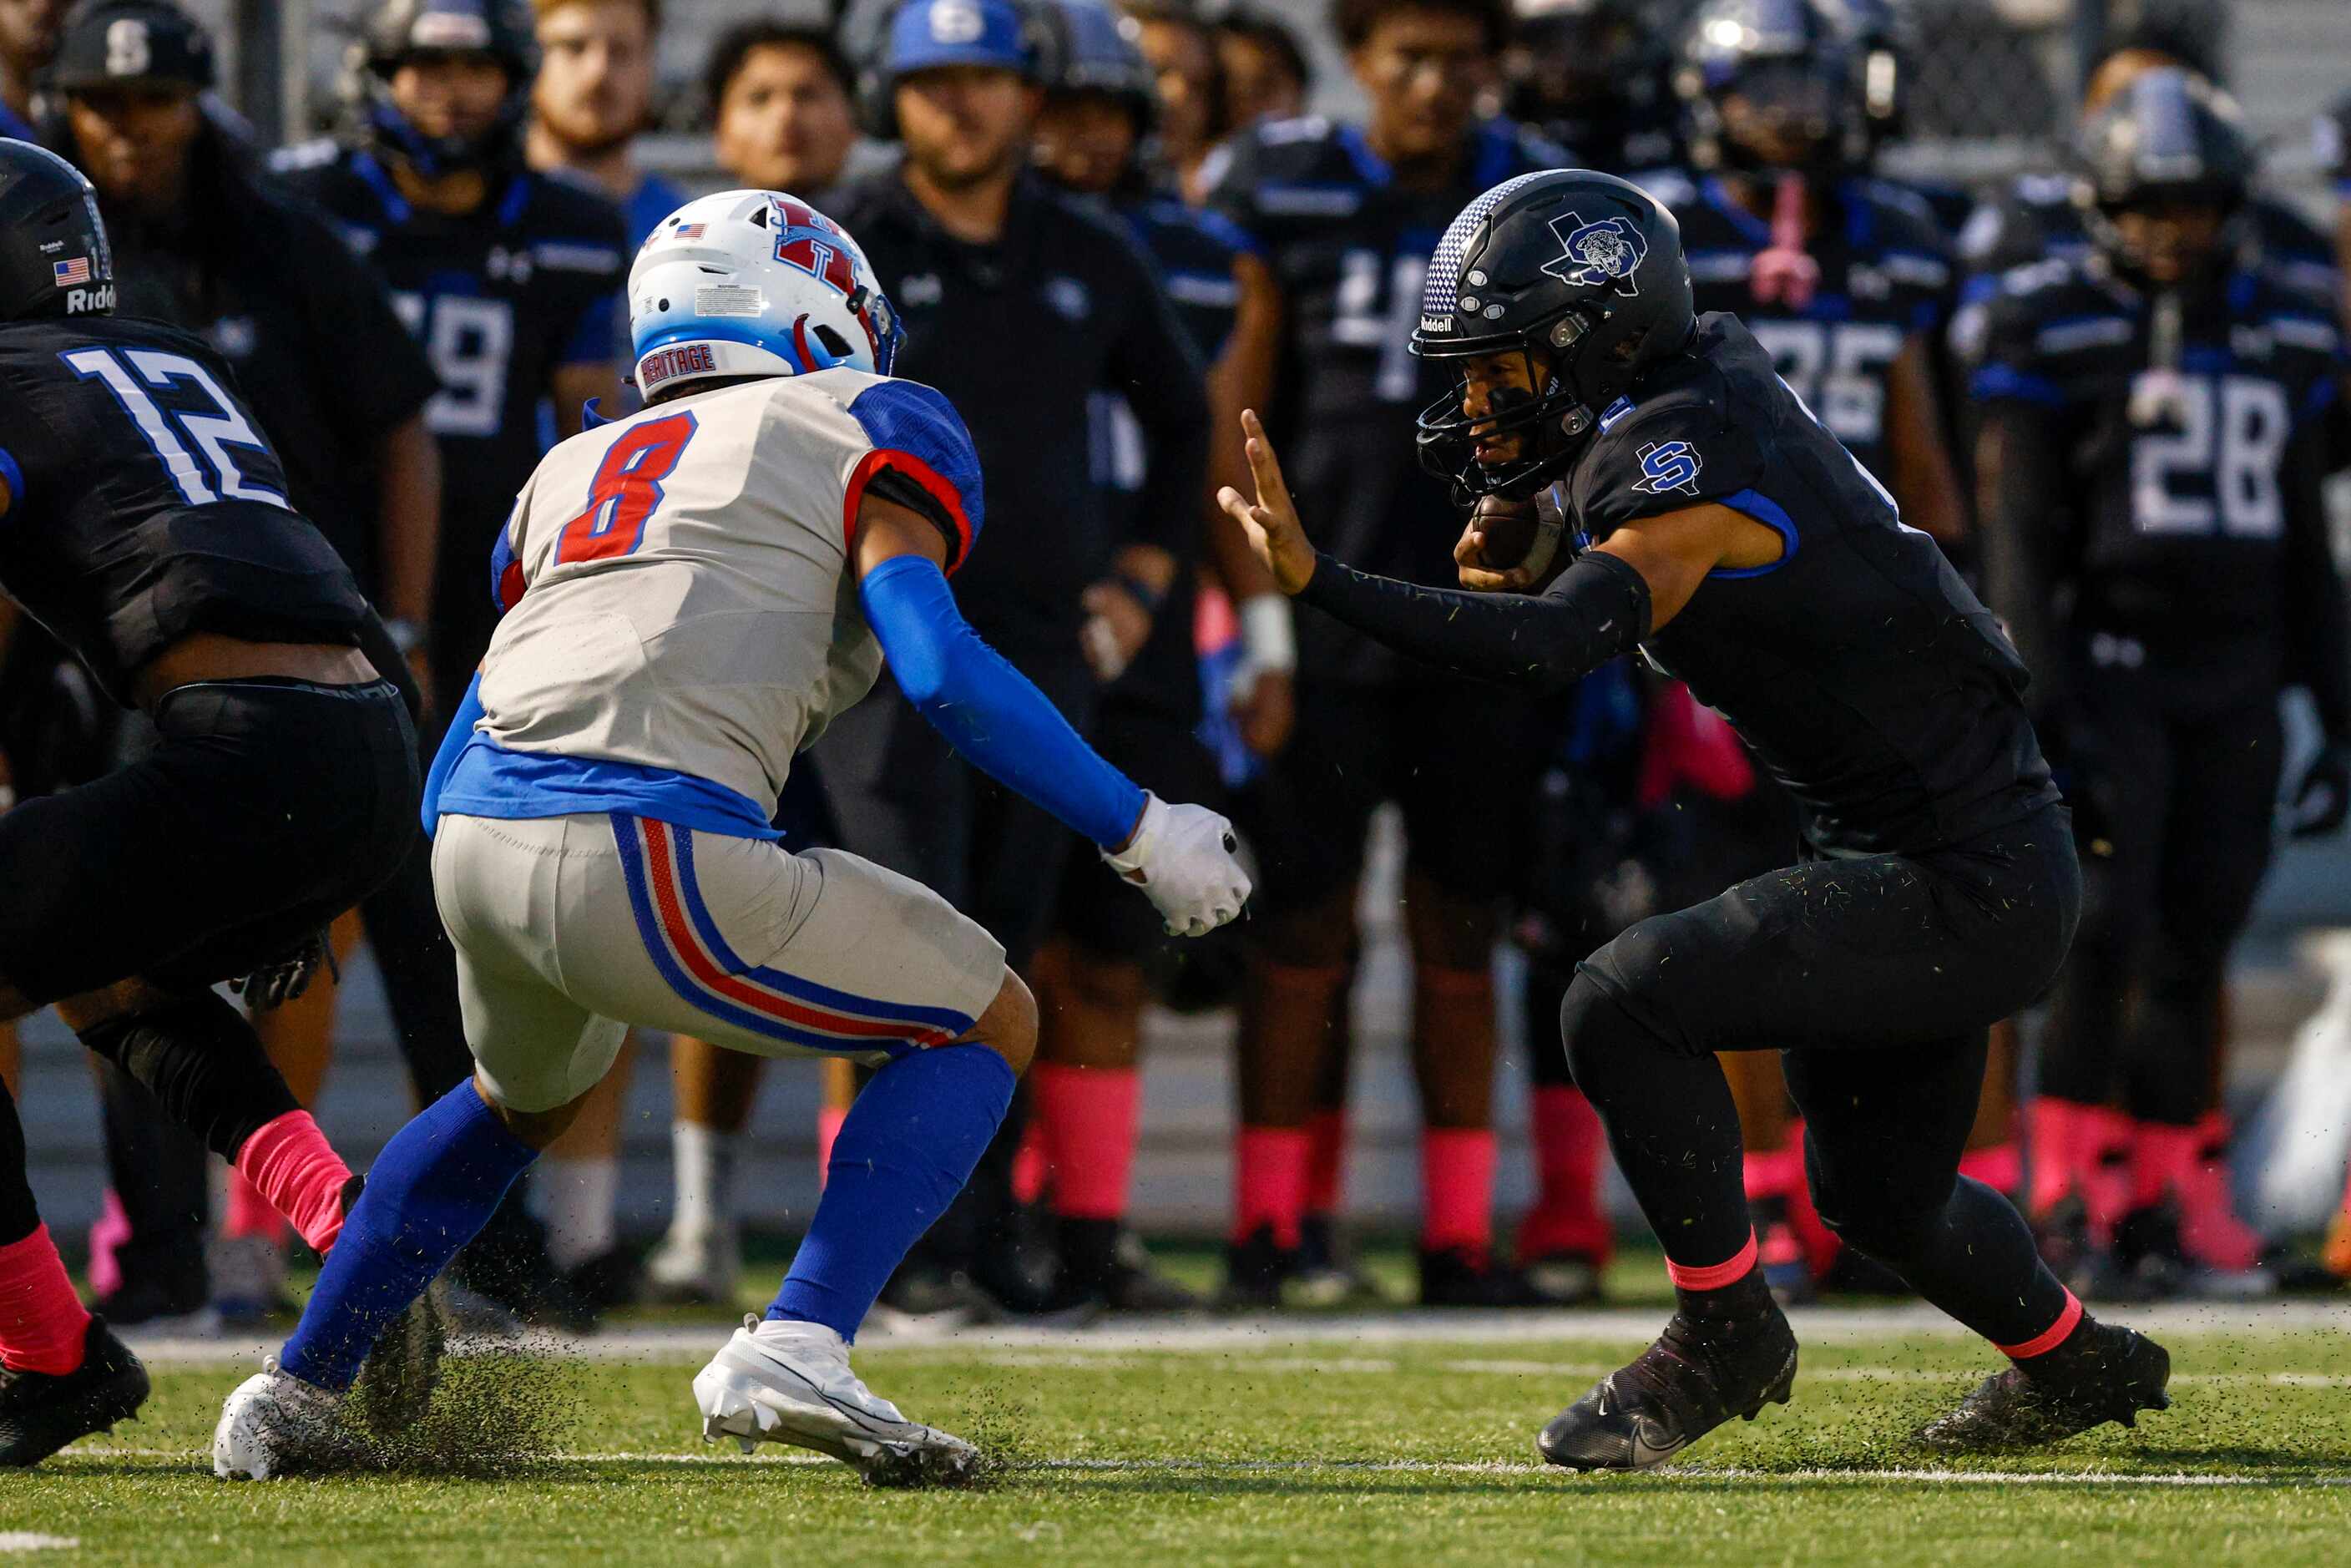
left=0, top=142, right=423, bottom=1465
left=275, top=0, right=625, bottom=719
left=1223, top=169, right=2170, bottom=1467
left=1972, top=72, right=2351, bottom=1294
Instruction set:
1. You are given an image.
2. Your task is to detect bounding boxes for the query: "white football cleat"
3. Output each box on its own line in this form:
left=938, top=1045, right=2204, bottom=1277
left=213, top=1359, right=366, bottom=1480
left=693, top=1316, right=979, bottom=1487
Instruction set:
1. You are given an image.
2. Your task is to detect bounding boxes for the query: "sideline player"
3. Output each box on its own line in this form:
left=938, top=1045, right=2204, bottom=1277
left=0, top=141, right=426, bottom=1465
left=214, top=189, right=1249, bottom=1484
left=1220, top=168, right=2168, bottom=1466
left=1024, top=0, right=1286, bottom=1309
left=1199, top=0, right=1566, bottom=1308
left=1972, top=72, right=2350, bottom=1296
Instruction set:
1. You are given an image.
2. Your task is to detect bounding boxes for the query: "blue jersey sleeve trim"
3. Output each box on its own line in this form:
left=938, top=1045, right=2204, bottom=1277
left=846, top=380, right=988, bottom=546
left=860, top=554, right=1144, bottom=847
left=1707, top=488, right=1800, bottom=579
left=489, top=516, right=524, bottom=612
left=0, top=445, right=23, bottom=514
left=1970, top=363, right=2069, bottom=407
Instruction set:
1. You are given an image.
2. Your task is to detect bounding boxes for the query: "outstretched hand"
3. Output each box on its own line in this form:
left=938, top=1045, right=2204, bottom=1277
left=1216, top=409, right=1317, bottom=596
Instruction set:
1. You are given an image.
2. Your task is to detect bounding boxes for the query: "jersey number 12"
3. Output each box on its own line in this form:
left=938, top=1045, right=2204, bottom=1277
left=63, top=346, right=289, bottom=509
left=555, top=411, right=699, bottom=564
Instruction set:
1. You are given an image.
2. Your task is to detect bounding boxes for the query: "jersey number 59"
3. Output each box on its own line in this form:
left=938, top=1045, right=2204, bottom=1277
left=555, top=411, right=699, bottom=564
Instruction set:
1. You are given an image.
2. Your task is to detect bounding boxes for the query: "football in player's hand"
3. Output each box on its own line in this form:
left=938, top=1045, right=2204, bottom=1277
left=1464, top=495, right=1541, bottom=570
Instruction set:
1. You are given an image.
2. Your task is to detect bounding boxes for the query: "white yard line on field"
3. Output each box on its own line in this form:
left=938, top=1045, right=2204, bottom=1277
left=53, top=1446, right=2344, bottom=1488
left=119, top=1297, right=2351, bottom=1367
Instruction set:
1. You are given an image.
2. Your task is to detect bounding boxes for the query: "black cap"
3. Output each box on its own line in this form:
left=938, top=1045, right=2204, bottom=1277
left=48, top=1, right=216, bottom=94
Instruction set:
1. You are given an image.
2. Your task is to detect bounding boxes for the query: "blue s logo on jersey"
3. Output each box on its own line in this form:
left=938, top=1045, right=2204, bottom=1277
left=1634, top=439, right=1702, bottom=494
left=1545, top=213, right=1646, bottom=296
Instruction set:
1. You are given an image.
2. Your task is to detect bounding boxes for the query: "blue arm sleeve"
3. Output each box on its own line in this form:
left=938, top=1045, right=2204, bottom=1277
left=860, top=554, right=1145, bottom=848
left=421, top=671, right=487, bottom=836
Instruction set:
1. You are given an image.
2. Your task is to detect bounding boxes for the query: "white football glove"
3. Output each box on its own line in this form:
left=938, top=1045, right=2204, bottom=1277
left=1102, top=792, right=1251, bottom=937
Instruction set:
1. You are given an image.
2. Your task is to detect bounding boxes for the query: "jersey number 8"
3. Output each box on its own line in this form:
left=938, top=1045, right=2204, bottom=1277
left=555, top=411, right=700, bottom=564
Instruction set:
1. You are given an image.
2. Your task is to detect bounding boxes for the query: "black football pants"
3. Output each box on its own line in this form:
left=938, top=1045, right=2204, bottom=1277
left=2036, top=695, right=2282, bottom=1127
left=1556, top=804, right=2082, bottom=1345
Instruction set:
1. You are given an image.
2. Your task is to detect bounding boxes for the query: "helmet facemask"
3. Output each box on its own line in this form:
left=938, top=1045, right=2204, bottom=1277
left=1414, top=312, right=1602, bottom=500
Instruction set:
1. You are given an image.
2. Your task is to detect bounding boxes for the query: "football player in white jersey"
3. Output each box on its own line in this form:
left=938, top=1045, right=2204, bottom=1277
left=214, top=189, right=1251, bottom=1486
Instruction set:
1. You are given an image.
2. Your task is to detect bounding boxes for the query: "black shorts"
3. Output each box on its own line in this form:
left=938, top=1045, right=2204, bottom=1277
left=1579, top=802, right=2081, bottom=1060
left=0, top=677, right=417, bottom=1004
left=1233, top=678, right=1545, bottom=919
left=1053, top=699, right=1225, bottom=965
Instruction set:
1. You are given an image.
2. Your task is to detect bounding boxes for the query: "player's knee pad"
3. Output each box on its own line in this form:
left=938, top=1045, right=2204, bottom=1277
left=75, top=991, right=298, bottom=1160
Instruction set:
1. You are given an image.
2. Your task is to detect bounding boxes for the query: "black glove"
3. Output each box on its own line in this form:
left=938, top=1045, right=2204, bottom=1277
left=2287, top=740, right=2351, bottom=839
left=230, top=928, right=338, bottom=1010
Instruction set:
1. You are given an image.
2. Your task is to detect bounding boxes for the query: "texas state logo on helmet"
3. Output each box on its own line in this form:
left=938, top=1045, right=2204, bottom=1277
left=1545, top=214, right=1647, bottom=295
left=628, top=190, right=904, bottom=397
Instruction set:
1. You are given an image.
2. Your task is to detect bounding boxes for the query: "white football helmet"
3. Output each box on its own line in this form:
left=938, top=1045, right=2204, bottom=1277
left=627, top=189, right=903, bottom=399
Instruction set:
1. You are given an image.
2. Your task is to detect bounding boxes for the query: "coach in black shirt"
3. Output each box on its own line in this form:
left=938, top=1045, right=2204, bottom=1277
left=826, top=0, right=1207, bottom=955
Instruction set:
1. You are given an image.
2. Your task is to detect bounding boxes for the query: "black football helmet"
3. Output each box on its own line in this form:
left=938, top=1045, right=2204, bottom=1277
left=1412, top=169, right=1696, bottom=498
left=351, top=0, right=537, bottom=178
left=0, top=139, right=114, bottom=321
left=2071, top=68, right=2253, bottom=281
left=1817, top=0, right=1916, bottom=154
left=1676, top=0, right=1856, bottom=175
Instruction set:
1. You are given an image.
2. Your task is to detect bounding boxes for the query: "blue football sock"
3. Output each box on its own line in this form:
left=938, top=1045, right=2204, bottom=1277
left=281, top=1082, right=538, bottom=1391
left=767, top=1044, right=1016, bottom=1341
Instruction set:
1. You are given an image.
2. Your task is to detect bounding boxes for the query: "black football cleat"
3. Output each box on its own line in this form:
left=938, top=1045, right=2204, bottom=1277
left=1916, top=1321, right=2171, bottom=1452
left=1217, top=1225, right=1300, bottom=1310
left=0, top=1317, right=151, bottom=1468
left=1539, top=1306, right=1797, bottom=1470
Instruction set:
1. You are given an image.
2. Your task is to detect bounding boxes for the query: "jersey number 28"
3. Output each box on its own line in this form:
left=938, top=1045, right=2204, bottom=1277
left=554, top=411, right=699, bottom=564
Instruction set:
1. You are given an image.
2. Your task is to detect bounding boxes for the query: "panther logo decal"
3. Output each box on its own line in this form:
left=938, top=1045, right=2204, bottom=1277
left=1543, top=212, right=1647, bottom=296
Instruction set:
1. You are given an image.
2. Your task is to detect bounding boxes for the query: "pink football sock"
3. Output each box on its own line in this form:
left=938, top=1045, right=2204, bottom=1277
left=1033, top=1063, right=1140, bottom=1222
left=2128, top=1120, right=2202, bottom=1212
left=1303, top=1109, right=1348, bottom=1218
left=1232, top=1125, right=1309, bottom=1248
left=223, top=1169, right=291, bottom=1245
left=234, top=1110, right=352, bottom=1257
left=2177, top=1111, right=2262, bottom=1272
left=2027, top=1096, right=2106, bottom=1215
left=1959, top=1141, right=2023, bottom=1198
left=86, top=1188, right=129, bottom=1301
left=1742, top=1141, right=1802, bottom=1203
left=1515, top=1085, right=1615, bottom=1263
left=1664, top=1230, right=1759, bottom=1292
left=1996, top=1287, right=2085, bottom=1362
left=1419, top=1127, right=1497, bottom=1253
left=814, top=1105, right=847, bottom=1193
left=0, top=1225, right=92, bottom=1375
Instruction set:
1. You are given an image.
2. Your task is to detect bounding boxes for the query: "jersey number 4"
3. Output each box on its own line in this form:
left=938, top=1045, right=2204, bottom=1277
left=555, top=411, right=699, bottom=564
left=63, top=346, right=288, bottom=508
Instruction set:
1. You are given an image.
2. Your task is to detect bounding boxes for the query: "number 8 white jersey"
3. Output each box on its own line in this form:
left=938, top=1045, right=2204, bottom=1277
left=473, top=368, right=983, bottom=819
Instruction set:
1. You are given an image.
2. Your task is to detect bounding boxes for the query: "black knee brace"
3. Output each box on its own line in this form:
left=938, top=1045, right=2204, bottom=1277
left=76, top=991, right=300, bottom=1161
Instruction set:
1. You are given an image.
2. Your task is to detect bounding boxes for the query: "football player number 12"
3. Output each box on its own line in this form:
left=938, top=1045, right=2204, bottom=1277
left=63, top=346, right=289, bottom=509
left=555, top=411, right=700, bottom=564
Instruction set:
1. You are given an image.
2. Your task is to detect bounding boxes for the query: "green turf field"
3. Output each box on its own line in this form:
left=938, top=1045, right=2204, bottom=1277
left=9, top=1306, right=2349, bottom=1567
